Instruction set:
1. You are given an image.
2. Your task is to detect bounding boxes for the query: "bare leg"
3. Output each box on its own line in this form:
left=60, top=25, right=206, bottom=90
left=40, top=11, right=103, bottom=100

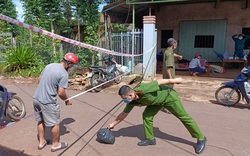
left=192, top=72, right=198, bottom=77
left=51, top=124, right=60, bottom=149
left=37, top=121, right=46, bottom=148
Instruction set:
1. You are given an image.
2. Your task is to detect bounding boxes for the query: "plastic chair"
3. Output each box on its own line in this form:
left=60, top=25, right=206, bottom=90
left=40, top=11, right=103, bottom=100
left=200, top=59, right=210, bottom=75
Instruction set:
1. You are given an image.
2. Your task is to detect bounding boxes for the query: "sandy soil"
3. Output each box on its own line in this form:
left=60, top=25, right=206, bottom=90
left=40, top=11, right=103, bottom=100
left=0, top=69, right=248, bottom=107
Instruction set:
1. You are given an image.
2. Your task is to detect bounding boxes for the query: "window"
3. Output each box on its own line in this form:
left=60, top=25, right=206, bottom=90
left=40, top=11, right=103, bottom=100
left=161, top=30, right=173, bottom=48
left=242, top=27, right=250, bottom=49
left=194, top=35, right=214, bottom=48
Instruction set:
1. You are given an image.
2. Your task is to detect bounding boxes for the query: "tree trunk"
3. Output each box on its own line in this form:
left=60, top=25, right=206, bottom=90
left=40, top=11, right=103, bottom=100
left=78, top=19, right=80, bottom=42
left=29, top=30, right=32, bottom=47
left=51, top=21, right=56, bottom=57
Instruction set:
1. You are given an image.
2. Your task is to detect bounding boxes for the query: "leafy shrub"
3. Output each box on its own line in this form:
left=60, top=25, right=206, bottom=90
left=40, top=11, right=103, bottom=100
left=2, top=46, right=45, bottom=76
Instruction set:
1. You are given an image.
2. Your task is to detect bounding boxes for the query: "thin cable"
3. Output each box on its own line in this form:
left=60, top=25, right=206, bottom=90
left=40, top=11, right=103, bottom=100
left=207, top=144, right=235, bottom=156
left=75, top=100, right=124, bottom=156
left=0, top=108, right=47, bottom=130
left=12, top=83, right=34, bottom=98
left=142, top=44, right=156, bottom=80
left=123, top=4, right=131, bottom=24
left=65, top=43, right=155, bottom=101
left=65, top=71, right=128, bottom=101
left=60, top=44, right=156, bottom=155
left=58, top=100, right=123, bottom=156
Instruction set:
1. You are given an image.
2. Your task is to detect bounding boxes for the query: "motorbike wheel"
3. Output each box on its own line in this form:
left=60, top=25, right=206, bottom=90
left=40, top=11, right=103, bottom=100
left=91, top=74, right=103, bottom=92
left=215, top=86, right=241, bottom=106
left=114, top=71, right=122, bottom=84
left=7, top=95, right=26, bottom=120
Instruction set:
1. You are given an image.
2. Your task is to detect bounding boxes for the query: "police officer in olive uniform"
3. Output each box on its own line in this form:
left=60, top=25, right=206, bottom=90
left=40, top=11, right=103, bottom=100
left=163, top=38, right=183, bottom=80
left=162, top=38, right=183, bottom=113
left=108, top=77, right=207, bottom=154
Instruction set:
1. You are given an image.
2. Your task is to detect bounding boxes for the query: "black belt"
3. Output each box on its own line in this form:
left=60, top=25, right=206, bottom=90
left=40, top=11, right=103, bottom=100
left=166, top=88, right=173, bottom=97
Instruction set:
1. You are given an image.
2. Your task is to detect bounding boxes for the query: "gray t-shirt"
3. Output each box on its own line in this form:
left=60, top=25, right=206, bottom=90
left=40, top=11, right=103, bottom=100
left=33, top=63, right=68, bottom=104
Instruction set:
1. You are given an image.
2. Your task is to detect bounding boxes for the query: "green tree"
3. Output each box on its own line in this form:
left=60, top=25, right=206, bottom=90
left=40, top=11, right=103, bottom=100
left=61, top=0, right=73, bottom=34
left=1, top=0, right=105, bottom=77
left=71, top=0, right=102, bottom=66
left=20, top=0, right=65, bottom=57
left=0, top=0, right=17, bottom=31
left=0, top=0, right=18, bottom=41
left=16, top=0, right=103, bottom=66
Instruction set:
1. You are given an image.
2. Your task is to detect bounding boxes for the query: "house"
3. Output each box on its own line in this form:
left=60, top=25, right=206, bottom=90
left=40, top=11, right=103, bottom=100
left=102, top=0, right=250, bottom=62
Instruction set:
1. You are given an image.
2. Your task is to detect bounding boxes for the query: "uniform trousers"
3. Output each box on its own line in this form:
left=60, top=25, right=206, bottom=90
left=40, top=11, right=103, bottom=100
left=142, top=90, right=204, bottom=140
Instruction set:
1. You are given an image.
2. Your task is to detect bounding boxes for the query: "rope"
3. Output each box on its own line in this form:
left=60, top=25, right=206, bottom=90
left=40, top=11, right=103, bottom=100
left=58, top=100, right=123, bottom=156
left=0, top=108, right=47, bottom=130
left=0, top=13, right=142, bottom=57
left=59, top=41, right=156, bottom=155
left=0, top=13, right=160, bottom=155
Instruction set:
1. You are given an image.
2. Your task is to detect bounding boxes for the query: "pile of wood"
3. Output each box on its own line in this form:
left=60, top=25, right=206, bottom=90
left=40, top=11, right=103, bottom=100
left=68, top=69, right=90, bottom=90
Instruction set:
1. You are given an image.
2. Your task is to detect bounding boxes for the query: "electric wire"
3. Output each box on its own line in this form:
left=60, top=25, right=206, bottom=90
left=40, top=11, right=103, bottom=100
left=3, top=46, right=236, bottom=156
left=3, top=56, right=237, bottom=156
left=74, top=99, right=124, bottom=156
left=207, top=144, right=235, bottom=156
left=58, top=100, right=123, bottom=156
left=59, top=44, right=156, bottom=155
left=73, top=44, right=157, bottom=154
left=0, top=11, right=236, bottom=155
left=124, top=4, right=131, bottom=24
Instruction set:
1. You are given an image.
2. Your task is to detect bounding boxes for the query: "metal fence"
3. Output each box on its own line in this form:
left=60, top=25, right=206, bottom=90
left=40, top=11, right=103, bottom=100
left=110, top=29, right=143, bottom=69
left=0, top=33, right=13, bottom=58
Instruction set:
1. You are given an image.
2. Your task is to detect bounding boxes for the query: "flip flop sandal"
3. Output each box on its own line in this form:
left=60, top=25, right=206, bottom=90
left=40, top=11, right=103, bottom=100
left=51, top=142, right=68, bottom=152
left=38, top=141, right=47, bottom=150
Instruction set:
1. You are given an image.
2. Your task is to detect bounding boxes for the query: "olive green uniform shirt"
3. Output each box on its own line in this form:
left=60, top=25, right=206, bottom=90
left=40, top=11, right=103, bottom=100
left=123, top=81, right=172, bottom=113
left=162, top=48, right=175, bottom=79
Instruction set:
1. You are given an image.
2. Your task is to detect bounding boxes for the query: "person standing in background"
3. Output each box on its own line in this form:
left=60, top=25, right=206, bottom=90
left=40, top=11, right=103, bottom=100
left=162, top=38, right=183, bottom=113
left=163, top=38, right=183, bottom=80
left=232, top=34, right=249, bottom=59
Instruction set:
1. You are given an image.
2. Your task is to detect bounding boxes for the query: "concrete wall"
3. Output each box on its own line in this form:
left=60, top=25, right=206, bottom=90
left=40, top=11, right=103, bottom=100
left=156, top=1, right=250, bottom=56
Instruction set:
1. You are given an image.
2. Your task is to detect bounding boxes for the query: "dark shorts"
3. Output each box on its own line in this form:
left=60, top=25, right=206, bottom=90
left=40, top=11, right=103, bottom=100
left=33, top=98, right=60, bottom=127
left=189, top=67, right=204, bottom=74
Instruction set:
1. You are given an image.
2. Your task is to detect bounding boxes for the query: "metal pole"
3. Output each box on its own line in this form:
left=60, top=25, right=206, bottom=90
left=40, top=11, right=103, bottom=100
left=103, top=12, right=108, bottom=66
left=121, top=32, right=124, bottom=65
left=132, top=4, right=135, bottom=72
left=104, top=13, right=107, bottom=49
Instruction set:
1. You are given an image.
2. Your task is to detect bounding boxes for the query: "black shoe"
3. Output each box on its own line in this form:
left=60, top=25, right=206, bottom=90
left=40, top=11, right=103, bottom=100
left=137, top=138, right=156, bottom=146
left=195, top=137, right=207, bottom=154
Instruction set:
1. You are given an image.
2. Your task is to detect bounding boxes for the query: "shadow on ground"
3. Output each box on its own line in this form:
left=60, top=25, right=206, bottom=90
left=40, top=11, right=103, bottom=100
left=0, top=116, right=16, bottom=129
left=37, top=117, right=76, bottom=143
left=0, top=145, right=31, bottom=156
left=112, top=124, right=195, bottom=147
left=209, top=99, right=250, bottom=110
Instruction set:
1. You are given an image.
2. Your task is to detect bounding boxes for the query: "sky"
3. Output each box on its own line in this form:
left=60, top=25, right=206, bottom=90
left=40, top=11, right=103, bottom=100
left=12, top=0, right=24, bottom=21
left=11, top=0, right=106, bottom=22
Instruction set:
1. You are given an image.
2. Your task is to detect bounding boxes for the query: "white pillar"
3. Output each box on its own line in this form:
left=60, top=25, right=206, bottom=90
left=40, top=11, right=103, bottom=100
left=143, top=16, right=157, bottom=80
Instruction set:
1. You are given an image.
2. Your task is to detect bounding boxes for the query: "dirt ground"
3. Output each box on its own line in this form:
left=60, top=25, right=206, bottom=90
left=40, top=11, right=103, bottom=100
left=0, top=68, right=250, bottom=156
left=0, top=67, right=248, bottom=107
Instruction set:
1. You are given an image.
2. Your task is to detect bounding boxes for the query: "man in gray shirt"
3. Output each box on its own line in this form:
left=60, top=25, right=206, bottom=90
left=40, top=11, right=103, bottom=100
left=33, top=53, right=78, bottom=152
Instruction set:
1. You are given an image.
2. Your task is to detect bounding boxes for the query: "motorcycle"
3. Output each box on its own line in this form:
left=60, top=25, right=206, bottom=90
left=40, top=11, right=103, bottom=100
left=0, top=85, right=26, bottom=121
left=88, top=55, right=122, bottom=92
left=215, top=66, right=250, bottom=106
